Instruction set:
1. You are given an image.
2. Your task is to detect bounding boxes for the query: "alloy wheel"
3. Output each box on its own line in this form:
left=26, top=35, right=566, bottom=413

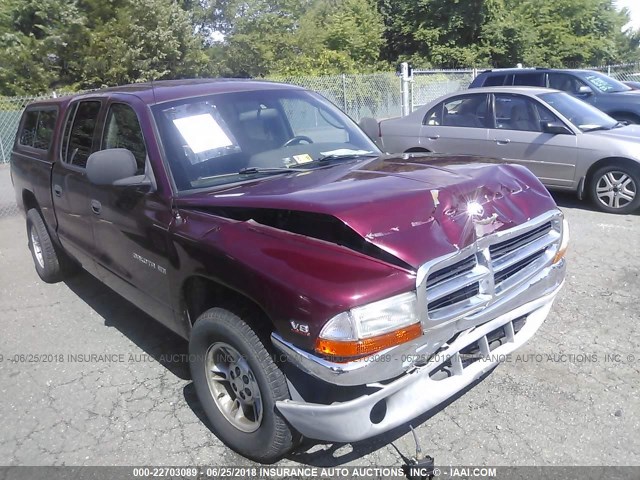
left=595, top=170, right=637, bottom=210
left=204, top=342, right=263, bottom=433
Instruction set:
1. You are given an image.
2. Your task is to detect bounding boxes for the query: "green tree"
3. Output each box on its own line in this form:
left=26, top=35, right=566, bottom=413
left=0, top=0, right=212, bottom=95
left=0, top=0, right=84, bottom=95
left=378, top=0, right=639, bottom=68
left=79, top=0, right=210, bottom=87
left=209, top=0, right=384, bottom=77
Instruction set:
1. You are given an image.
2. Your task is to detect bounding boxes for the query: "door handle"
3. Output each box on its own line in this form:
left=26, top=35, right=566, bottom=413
left=53, top=185, right=63, bottom=197
left=428, top=135, right=440, bottom=140
left=495, top=139, right=511, bottom=145
left=90, top=200, right=102, bottom=215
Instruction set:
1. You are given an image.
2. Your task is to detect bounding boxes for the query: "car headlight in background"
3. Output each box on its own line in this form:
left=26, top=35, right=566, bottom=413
left=315, top=291, right=422, bottom=361
left=553, top=218, right=570, bottom=264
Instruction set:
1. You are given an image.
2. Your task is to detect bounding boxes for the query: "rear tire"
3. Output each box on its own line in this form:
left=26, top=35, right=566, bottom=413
left=589, top=163, right=640, bottom=214
left=26, top=208, right=74, bottom=283
left=189, top=307, right=298, bottom=463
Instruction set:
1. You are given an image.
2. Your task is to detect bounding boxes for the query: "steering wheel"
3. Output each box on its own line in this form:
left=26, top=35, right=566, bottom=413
left=282, top=135, right=314, bottom=147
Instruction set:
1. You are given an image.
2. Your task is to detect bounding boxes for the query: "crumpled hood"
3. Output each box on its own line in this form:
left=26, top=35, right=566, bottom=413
left=175, top=154, right=558, bottom=269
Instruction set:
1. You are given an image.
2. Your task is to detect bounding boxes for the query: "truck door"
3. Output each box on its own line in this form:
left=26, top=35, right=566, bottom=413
left=51, top=99, right=103, bottom=276
left=87, top=100, right=174, bottom=327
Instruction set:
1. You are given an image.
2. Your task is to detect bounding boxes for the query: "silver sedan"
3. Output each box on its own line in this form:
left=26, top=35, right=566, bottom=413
left=375, top=86, right=640, bottom=213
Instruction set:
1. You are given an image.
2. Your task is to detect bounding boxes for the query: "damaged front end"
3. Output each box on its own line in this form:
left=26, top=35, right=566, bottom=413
left=271, top=207, right=568, bottom=443
left=175, top=156, right=568, bottom=443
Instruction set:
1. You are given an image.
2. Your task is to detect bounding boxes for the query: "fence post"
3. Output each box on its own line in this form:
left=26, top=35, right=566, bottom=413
left=0, top=135, right=5, bottom=164
left=342, top=74, right=347, bottom=112
left=401, top=62, right=411, bottom=116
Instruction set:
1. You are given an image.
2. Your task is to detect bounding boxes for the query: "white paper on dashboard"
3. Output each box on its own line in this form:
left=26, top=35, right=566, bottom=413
left=173, top=114, right=233, bottom=154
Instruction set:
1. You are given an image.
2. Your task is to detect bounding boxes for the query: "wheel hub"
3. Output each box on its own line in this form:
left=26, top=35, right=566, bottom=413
left=204, top=342, right=263, bottom=433
left=30, top=228, right=44, bottom=269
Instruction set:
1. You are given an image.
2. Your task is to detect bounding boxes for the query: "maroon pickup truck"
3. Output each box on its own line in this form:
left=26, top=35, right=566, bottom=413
left=11, top=79, right=568, bottom=463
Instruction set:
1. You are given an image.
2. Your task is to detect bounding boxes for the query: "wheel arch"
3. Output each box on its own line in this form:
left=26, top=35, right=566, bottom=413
left=404, top=147, right=431, bottom=153
left=180, top=275, right=273, bottom=332
left=585, top=157, right=640, bottom=187
left=22, top=189, right=39, bottom=213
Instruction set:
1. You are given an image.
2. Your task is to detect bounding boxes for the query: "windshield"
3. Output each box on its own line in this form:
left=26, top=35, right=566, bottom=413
left=152, top=89, right=379, bottom=191
left=538, top=92, right=618, bottom=132
left=581, top=71, right=631, bottom=93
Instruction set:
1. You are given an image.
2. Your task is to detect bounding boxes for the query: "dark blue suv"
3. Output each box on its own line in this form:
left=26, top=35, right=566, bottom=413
left=470, top=68, right=640, bottom=124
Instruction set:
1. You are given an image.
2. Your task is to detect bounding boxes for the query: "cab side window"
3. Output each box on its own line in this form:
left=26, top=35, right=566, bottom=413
left=483, top=74, right=507, bottom=87
left=423, top=103, right=443, bottom=125
left=548, top=73, right=586, bottom=94
left=102, top=103, right=147, bottom=174
left=441, top=95, right=488, bottom=128
left=494, top=94, right=560, bottom=132
left=62, top=101, right=101, bottom=168
left=18, top=108, right=57, bottom=150
left=513, top=72, right=545, bottom=87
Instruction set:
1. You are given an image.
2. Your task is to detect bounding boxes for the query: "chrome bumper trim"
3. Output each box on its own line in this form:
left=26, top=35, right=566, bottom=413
left=275, top=279, right=563, bottom=443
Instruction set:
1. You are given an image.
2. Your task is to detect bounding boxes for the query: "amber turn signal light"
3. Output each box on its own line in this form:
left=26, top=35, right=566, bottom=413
left=553, top=219, right=570, bottom=264
left=315, top=322, right=423, bottom=361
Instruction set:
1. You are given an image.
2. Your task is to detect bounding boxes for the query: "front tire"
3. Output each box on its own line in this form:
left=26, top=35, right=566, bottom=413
left=189, top=307, right=298, bottom=463
left=589, top=163, right=640, bottom=214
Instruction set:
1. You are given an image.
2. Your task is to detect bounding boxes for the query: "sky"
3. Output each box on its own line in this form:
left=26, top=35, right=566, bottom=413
left=617, top=0, right=640, bottom=32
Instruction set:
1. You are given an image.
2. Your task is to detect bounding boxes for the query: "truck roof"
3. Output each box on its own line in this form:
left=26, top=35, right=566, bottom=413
left=27, top=78, right=305, bottom=107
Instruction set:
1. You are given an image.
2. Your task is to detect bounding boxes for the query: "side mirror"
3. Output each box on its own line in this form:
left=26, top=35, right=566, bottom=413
left=541, top=121, right=573, bottom=135
left=577, top=85, right=593, bottom=95
left=86, top=148, right=153, bottom=189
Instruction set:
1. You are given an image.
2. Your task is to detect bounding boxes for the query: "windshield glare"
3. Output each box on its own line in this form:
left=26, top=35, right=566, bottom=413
left=538, top=92, right=618, bottom=132
left=582, top=71, right=631, bottom=93
left=152, top=89, right=379, bottom=191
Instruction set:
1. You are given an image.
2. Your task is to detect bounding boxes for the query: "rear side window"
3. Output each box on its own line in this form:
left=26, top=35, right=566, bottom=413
left=61, top=101, right=101, bottom=168
left=102, top=103, right=147, bottom=174
left=440, top=94, right=488, bottom=128
left=18, top=108, right=57, bottom=150
left=483, top=74, right=507, bottom=87
left=513, top=73, right=545, bottom=86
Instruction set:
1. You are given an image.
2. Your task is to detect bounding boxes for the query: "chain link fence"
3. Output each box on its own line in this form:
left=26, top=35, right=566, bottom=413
left=2, top=64, right=640, bottom=218
left=589, top=63, right=640, bottom=85
left=410, top=69, right=476, bottom=111
left=271, top=72, right=404, bottom=122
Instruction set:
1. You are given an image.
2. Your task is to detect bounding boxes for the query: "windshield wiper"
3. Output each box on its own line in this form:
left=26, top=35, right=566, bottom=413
left=238, top=166, right=307, bottom=175
left=315, top=152, right=379, bottom=163
left=582, top=125, right=613, bottom=132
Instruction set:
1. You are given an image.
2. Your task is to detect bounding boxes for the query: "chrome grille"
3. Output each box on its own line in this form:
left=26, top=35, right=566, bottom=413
left=418, top=212, right=562, bottom=324
left=428, top=282, right=480, bottom=311
left=426, top=255, right=475, bottom=287
left=489, top=222, right=552, bottom=259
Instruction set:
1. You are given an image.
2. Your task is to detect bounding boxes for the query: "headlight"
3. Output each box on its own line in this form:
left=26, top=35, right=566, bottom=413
left=553, top=218, right=570, bottom=264
left=315, top=292, right=422, bottom=360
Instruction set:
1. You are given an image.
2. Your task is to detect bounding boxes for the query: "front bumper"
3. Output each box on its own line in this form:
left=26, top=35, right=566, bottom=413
left=272, top=251, right=566, bottom=387
left=275, top=273, right=564, bottom=443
